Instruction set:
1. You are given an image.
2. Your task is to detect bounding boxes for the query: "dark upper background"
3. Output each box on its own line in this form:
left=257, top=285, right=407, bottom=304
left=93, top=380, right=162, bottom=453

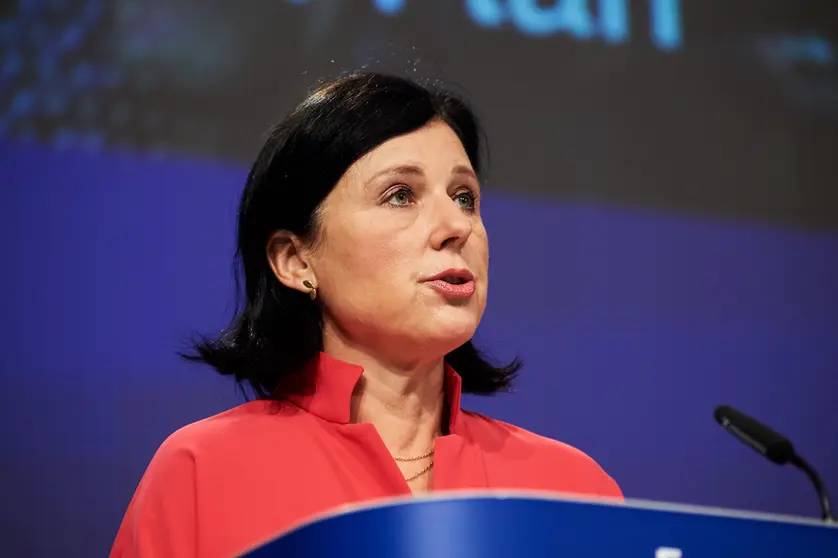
left=2, top=0, right=837, bottom=228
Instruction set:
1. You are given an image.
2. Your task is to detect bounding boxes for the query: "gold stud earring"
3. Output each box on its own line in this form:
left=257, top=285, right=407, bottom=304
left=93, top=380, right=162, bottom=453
left=302, top=279, right=317, bottom=301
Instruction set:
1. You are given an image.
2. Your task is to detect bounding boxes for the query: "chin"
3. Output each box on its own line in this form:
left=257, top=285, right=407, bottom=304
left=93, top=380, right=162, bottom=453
left=422, top=318, right=478, bottom=352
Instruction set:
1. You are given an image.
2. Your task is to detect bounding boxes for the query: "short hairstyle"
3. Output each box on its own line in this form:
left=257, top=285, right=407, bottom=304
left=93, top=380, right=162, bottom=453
left=185, top=71, right=521, bottom=399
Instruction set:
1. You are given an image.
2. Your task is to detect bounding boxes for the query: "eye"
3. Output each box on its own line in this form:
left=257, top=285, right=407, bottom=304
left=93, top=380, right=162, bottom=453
left=385, top=186, right=414, bottom=207
left=454, top=189, right=477, bottom=212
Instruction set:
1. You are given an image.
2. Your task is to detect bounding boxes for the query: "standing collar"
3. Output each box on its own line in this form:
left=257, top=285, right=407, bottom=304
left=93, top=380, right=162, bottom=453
left=280, top=352, right=463, bottom=433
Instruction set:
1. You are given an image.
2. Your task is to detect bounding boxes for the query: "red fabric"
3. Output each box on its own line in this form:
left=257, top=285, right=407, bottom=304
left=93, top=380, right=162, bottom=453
left=111, top=353, right=622, bottom=557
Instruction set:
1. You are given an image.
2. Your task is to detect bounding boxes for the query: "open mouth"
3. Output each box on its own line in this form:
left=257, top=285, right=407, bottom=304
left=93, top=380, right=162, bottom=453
left=425, top=268, right=475, bottom=284
left=439, top=276, right=469, bottom=285
left=423, top=269, right=476, bottom=298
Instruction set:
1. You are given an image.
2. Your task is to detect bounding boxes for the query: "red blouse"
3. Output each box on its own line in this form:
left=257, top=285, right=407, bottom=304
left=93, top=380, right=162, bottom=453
left=110, top=353, right=622, bottom=557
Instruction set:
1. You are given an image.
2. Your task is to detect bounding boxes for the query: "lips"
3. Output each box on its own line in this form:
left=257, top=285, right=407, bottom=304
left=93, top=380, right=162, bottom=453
left=423, top=269, right=476, bottom=299
left=424, top=269, right=475, bottom=283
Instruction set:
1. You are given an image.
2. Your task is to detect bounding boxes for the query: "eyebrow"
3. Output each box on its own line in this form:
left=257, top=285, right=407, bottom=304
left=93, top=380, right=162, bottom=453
left=365, top=163, right=478, bottom=185
left=366, top=164, right=424, bottom=184
left=451, top=164, right=479, bottom=182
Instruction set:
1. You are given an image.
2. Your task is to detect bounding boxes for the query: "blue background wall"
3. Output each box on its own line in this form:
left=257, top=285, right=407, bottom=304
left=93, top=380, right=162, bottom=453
left=2, top=141, right=836, bottom=556
left=1, top=1, right=837, bottom=556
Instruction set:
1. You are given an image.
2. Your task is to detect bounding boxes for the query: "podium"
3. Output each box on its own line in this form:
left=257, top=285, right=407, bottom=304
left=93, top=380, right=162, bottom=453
left=241, top=492, right=838, bottom=557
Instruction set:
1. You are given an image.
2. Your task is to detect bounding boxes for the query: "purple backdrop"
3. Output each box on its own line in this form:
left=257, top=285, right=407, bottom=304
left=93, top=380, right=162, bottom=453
left=1, top=141, right=836, bottom=556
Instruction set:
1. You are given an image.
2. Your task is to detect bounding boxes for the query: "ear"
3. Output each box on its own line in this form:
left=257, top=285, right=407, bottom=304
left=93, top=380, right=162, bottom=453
left=266, top=230, right=313, bottom=294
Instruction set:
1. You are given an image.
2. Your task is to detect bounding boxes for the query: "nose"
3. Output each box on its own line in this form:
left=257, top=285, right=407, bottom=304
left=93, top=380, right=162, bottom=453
left=428, top=192, right=473, bottom=251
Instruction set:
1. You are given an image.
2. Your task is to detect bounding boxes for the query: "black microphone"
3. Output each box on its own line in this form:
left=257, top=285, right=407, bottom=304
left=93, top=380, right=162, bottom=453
left=714, top=404, right=834, bottom=522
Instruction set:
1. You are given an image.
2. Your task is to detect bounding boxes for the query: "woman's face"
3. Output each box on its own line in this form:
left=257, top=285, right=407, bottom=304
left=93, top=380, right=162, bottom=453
left=309, top=120, right=489, bottom=364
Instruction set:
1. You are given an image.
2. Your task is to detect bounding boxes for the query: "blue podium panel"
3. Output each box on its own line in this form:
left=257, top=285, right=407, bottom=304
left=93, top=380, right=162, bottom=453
left=241, top=492, right=838, bottom=558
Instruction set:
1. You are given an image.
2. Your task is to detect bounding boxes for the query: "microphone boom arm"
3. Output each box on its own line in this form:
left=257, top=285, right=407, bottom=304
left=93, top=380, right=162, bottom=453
left=790, top=454, right=835, bottom=522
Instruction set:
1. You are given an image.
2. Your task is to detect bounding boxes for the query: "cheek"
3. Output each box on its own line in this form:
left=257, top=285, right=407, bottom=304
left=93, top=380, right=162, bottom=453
left=320, top=226, right=412, bottom=285
left=472, top=227, right=490, bottom=309
left=471, top=225, right=490, bottom=271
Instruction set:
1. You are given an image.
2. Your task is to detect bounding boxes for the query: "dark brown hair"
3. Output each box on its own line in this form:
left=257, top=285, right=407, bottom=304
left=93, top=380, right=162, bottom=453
left=184, top=71, right=520, bottom=399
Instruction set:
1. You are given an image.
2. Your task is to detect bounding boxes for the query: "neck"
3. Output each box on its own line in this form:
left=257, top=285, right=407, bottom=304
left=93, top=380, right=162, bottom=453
left=323, top=337, right=446, bottom=458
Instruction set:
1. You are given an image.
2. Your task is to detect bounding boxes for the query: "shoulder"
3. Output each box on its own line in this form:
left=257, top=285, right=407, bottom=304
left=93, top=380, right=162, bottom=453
left=112, top=401, right=284, bottom=556
left=459, top=410, right=623, bottom=499
left=144, top=400, right=289, bottom=471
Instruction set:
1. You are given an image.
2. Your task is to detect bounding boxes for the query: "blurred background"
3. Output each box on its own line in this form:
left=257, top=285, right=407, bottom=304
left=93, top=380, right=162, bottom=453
left=1, top=0, right=837, bottom=555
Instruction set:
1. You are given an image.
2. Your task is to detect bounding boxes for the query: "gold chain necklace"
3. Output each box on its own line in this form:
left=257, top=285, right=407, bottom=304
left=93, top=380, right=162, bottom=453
left=393, top=447, right=435, bottom=462
left=393, top=446, right=435, bottom=482
left=403, top=460, right=434, bottom=482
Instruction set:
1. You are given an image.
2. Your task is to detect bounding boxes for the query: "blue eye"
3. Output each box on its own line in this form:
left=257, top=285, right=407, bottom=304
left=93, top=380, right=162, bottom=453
left=455, top=190, right=477, bottom=211
left=386, top=186, right=413, bottom=207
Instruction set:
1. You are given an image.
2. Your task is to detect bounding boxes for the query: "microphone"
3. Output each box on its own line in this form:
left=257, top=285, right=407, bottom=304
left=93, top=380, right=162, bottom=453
left=714, top=405, right=834, bottom=522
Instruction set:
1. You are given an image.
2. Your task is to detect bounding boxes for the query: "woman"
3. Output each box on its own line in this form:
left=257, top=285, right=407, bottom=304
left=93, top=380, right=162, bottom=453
left=110, top=71, right=621, bottom=558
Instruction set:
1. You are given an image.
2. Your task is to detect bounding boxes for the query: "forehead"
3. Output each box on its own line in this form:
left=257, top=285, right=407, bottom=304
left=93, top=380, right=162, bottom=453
left=353, top=121, right=473, bottom=176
